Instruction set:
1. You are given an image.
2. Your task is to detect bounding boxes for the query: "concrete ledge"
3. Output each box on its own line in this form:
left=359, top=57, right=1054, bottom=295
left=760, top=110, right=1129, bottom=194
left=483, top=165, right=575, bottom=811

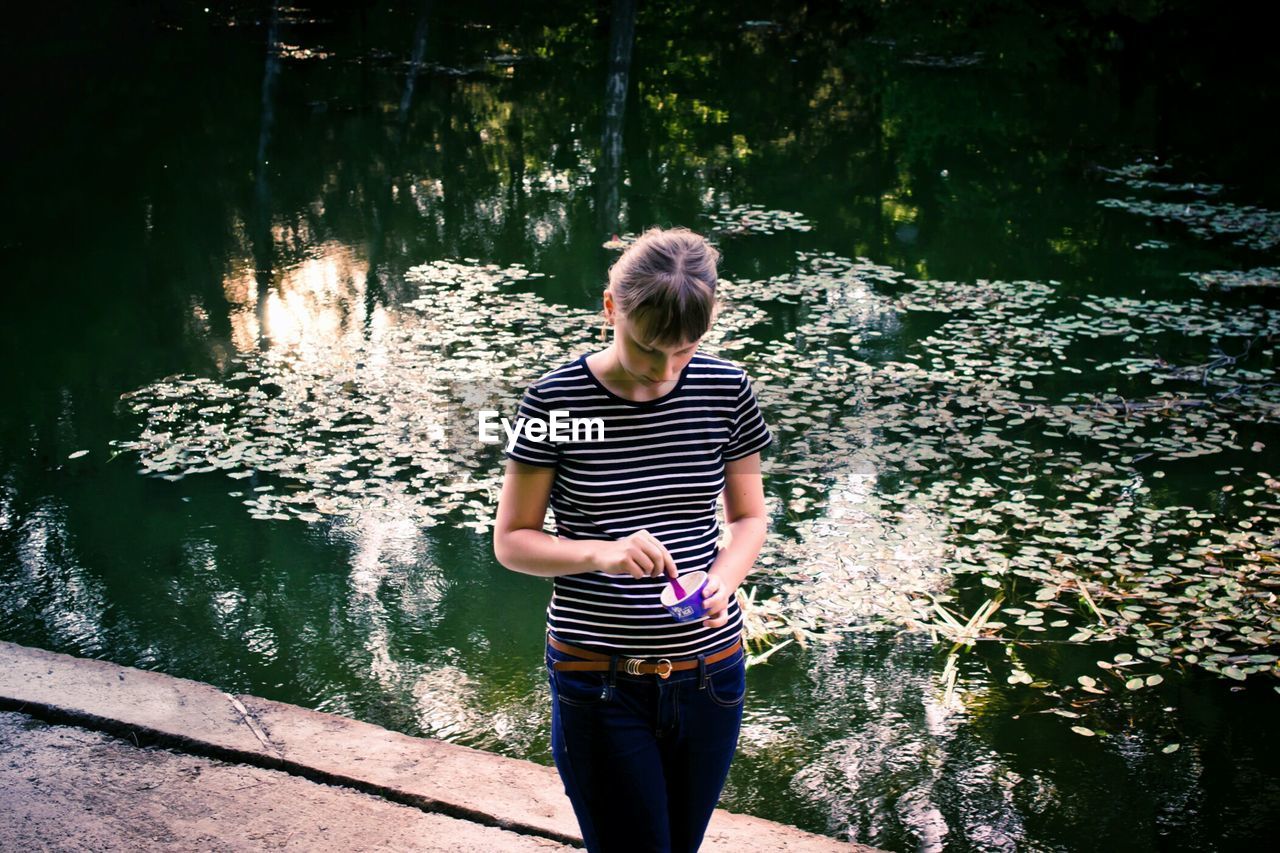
left=0, top=641, right=867, bottom=851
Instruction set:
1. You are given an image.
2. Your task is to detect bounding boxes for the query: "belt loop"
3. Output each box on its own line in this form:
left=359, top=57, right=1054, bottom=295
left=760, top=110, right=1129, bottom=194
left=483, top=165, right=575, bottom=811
left=698, top=653, right=708, bottom=690
left=608, top=654, right=618, bottom=688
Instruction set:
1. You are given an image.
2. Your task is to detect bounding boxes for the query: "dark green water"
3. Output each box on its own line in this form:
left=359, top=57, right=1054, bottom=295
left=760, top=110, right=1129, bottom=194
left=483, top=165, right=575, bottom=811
left=3, top=3, right=1279, bottom=850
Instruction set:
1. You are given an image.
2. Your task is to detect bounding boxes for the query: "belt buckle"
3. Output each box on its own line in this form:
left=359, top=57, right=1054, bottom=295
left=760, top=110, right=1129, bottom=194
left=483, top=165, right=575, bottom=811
left=623, top=657, right=673, bottom=678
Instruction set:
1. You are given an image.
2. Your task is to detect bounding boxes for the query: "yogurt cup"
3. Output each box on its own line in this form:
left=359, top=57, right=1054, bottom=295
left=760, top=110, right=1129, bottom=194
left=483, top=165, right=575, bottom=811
left=659, top=571, right=710, bottom=623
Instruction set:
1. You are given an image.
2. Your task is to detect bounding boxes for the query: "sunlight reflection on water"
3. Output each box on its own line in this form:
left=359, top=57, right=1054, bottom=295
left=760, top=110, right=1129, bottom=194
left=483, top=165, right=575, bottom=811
left=223, top=243, right=372, bottom=357
left=785, top=636, right=1026, bottom=852
left=9, top=501, right=108, bottom=656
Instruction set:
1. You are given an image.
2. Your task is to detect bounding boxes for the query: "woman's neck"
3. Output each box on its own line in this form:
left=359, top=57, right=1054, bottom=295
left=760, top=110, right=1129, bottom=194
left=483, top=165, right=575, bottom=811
left=587, top=346, right=676, bottom=402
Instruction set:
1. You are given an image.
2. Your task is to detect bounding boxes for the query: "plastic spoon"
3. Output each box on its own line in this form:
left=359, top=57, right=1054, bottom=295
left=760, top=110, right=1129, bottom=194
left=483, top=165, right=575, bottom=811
left=667, top=575, right=687, bottom=599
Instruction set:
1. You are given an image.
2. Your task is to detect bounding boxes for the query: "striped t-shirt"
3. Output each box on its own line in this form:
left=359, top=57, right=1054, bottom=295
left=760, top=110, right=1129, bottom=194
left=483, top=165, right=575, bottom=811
left=504, top=351, right=773, bottom=658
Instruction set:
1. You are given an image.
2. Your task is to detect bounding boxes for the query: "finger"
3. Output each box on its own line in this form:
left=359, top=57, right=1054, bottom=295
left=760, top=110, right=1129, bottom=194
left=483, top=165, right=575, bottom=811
left=641, top=540, right=670, bottom=577
left=631, top=546, right=656, bottom=574
left=625, top=557, right=646, bottom=580
left=637, top=530, right=673, bottom=568
left=662, top=551, right=677, bottom=578
left=632, top=540, right=655, bottom=573
left=637, top=532, right=675, bottom=577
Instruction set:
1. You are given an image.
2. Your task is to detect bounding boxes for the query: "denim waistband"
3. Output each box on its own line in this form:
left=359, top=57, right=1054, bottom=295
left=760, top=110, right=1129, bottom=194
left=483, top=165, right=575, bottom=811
left=544, top=637, right=744, bottom=683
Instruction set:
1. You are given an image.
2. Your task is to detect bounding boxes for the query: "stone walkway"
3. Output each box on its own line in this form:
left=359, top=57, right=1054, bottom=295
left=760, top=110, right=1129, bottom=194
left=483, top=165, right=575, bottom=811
left=0, top=641, right=871, bottom=851
left=0, top=710, right=571, bottom=851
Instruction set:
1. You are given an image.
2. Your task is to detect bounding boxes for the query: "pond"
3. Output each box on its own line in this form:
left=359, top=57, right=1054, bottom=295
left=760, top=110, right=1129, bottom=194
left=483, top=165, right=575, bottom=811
left=2, top=3, right=1278, bottom=850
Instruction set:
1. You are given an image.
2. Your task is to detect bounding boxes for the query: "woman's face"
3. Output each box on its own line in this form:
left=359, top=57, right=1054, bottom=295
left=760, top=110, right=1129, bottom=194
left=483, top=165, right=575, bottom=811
left=612, top=311, right=701, bottom=387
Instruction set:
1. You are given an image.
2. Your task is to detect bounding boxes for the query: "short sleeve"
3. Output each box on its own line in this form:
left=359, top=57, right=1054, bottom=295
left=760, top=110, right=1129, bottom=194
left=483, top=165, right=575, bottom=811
left=723, top=372, right=773, bottom=461
left=504, top=385, right=559, bottom=468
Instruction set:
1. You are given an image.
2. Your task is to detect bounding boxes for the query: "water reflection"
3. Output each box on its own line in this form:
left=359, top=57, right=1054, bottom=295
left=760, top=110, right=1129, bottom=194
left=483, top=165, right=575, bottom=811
left=787, top=637, right=1022, bottom=852
left=251, top=0, right=284, bottom=356
left=0, top=478, right=14, bottom=534
left=752, top=459, right=953, bottom=644
left=223, top=244, right=372, bottom=355
left=412, top=663, right=484, bottom=739
left=9, top=500, right=109, bottom=656
left=336, top=511, right=436, bottom=691
left=597, top=0, right=636, bottom=237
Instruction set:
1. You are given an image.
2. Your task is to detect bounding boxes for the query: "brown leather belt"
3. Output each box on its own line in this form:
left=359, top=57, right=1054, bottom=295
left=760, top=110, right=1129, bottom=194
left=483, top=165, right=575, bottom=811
left=548, top=635, right=742, bottom=680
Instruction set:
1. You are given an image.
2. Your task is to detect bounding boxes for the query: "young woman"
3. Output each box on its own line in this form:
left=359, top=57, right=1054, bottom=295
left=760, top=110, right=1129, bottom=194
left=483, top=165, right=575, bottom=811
left=493, top=226, right=773, bottom=853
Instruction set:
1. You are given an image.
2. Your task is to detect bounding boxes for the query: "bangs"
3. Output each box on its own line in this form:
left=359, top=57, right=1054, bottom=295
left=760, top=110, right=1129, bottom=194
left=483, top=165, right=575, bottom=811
left=628, top=284, right=715, bottom=346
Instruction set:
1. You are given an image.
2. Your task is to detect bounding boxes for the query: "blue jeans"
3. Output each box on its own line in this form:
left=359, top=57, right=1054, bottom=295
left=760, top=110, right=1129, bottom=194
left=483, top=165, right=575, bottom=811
left=545, top=640, right=746, bottom=853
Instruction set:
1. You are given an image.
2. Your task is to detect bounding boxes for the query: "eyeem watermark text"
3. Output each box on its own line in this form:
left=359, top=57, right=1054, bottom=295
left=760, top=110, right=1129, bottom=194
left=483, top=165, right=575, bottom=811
left=478, top=410, right=605, bottom=451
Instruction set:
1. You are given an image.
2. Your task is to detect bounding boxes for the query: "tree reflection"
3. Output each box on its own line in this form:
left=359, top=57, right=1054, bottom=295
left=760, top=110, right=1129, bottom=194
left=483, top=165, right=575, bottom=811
left=597, top=0, right=636, bottom=238
left=251, top=0, right=282, bottom=354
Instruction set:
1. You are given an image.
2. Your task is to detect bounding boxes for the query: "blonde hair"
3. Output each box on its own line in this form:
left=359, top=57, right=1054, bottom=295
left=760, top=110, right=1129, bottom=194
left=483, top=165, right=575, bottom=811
left=604, top=226, right=720, bottom=345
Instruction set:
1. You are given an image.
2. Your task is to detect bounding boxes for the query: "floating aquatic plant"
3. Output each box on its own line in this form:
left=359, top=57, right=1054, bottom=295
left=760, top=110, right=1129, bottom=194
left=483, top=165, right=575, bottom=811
left=118, top=173, right=1278, bottom=712
left=706, top=203, right=814, bottom=235
left=1183, top=267, right=1280, bottom=290
left=900, top=52, right=985, bottom=69
left=602, top=233, right=638, bottom=250
left=1098, top=196, right=1280, bottom=251
left=712, top=246, right=1278, bottom=698
left=1095, top=160, right=1224, bottom=196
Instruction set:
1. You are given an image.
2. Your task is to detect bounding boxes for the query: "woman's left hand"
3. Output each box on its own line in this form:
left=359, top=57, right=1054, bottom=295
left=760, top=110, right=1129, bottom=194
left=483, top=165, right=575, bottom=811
left=701, top=574, right=735, bottom=628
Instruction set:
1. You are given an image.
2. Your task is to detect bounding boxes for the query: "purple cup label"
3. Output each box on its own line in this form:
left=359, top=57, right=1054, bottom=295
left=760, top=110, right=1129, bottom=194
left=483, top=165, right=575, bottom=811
left=661, top=572, right=709, bottom=623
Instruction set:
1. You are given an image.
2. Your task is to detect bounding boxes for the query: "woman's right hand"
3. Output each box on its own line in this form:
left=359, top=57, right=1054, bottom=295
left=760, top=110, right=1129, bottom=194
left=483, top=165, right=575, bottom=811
left=588, top=530, right=678, bottom=579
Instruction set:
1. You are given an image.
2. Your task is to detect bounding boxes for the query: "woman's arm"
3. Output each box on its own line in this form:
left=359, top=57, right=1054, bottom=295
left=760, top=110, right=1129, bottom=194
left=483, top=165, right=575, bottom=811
left=701, top=451, right=769, bottom=628
left=493, top=459, right=677, bottom=579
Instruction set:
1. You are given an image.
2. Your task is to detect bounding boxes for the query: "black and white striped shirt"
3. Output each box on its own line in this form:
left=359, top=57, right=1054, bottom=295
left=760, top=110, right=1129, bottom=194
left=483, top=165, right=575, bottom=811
left=505, top=351, right=773, bottom=658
